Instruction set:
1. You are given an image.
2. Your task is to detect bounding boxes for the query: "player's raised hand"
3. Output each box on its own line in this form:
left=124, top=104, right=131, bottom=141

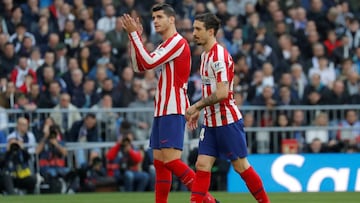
left=121, top=14, right=142, bottom=33
left=135, top=17, right=143, bottom=35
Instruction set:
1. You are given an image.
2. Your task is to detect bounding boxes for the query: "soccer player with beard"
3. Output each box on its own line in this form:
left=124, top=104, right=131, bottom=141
left=186, top=13, right=270, bottom=203
left=121, top=4, right=218, bottom=203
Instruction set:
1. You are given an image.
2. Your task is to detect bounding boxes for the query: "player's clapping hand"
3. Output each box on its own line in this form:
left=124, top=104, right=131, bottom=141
left=185, top=105, right=200, bottom=130
left=121, top=14, right=143, bottom=34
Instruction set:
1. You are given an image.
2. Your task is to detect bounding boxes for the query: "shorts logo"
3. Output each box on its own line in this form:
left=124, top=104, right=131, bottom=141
left=160, top=139, right=168, bottom=144
left=199, top=128, right=205, bottom=141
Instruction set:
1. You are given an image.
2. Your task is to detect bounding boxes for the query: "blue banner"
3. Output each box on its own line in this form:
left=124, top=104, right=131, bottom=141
left=227, top=154, right=360, bottom=192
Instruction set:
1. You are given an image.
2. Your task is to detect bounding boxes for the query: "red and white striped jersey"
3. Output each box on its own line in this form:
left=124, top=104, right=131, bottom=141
left=200, top=43, right=242, bottom=127
left=129, top=31, right=191, bottom=117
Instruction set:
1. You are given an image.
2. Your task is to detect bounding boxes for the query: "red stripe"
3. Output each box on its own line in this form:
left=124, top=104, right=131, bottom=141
left=175, top=85, right=181, bottom=114
left=156, top=73, right=163, bottom=117
left=162, top=63, right=172, bottom=115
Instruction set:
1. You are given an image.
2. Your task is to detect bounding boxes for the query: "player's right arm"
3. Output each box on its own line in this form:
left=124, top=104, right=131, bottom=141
left=129, top=41, right=146, bottom=73
left=129, top=31, right=186, bottom=70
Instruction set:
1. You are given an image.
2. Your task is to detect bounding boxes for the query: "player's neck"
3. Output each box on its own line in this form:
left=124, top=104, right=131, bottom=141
left=161, top=26, right=177, bottom=41
left=204, top=37, right=216, bottom=53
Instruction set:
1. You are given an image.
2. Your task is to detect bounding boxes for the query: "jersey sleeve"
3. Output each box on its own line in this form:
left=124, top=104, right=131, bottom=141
left=211, top=60, right=229, bottom=83
left=129, top=41, right=145, bottom=73
left=129, top=31, right=186, bottom=69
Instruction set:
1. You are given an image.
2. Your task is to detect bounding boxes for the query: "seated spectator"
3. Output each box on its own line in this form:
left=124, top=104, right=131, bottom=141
left=8, top=23, right=36, bottom=53
left=0, top=43, right=17, bottom=78
left=10, top=56, right=37, bottom=90
left=38, top=81, right=62, bottom=109
left=50, top=93, right=82, bottom=134
left=68, top=113, right=100, bottom=167
left=1, top=137, right=37, bottom=194
left=308, top=56, right=336, bottom=88
left=302, top=73, right=331, bottom=105
left=251, top=85, right=277, bottom=109
left=127, top=88, right=153, bottom=141
left=91, top=94, right=118, bottom=141
left=305, top=112, right=330, bottom=145
left=305, top=138, right=328, bottom=153
left=106, top=132, right=149, bottom=192
left=0, top=81, right=20, bottom=109
left=71, top=78, right=100, bottom=109
left=7, top=117, right=37, bottom=154
left=262, top=62, right=275, bottom=88
left=337, top=110, right=360, bottom=148
left=270, top=113, right=292, bottom=153
left=38, top=66, right=66, bottom=93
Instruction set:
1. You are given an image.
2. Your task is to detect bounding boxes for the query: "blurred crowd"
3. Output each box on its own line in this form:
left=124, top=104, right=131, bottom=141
left=0, top=0, right=360, bottom=195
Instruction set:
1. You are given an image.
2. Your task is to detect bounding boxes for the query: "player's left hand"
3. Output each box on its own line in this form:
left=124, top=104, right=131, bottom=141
left=121, top=14, right=140, bottom=33
left=186, top=106, right=200, bottom=130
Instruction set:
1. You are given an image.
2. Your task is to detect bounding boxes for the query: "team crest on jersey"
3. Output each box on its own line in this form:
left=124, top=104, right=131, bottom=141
left=212, top=61, right=225, bottom=73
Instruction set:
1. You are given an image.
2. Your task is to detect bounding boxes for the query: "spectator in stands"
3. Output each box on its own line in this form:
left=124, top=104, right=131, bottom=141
left=247, top=70, right=264, bottom=103
left=0, top=42, right=17, bottom=78
left=68, top=113, right=100, bottom=167
left=91, top=94, right=118, bottom=141
left=261, top=62, right=275, bottom=88
left=0, top=81, right=20, bottom=109
left=96, top=4, right=116, bottom=33
left=276, top=86, right=300, bottom=106
left=77, top=46, right=95, bottom=75
left=106, top=132, right=149, bottom=192
left=327, top=80, right=350, bottom=105
left=114, top=67, right=136, bottom=107
left=127, top=88, right=153, bottom=141
left=6, top=6, right=26, bottom=35
left=1, top=137, right=37, bottom=194
left=27, top=47, right=44, bottom=72
left=66, top=68, right=84, bottom=97
left=302, top=73, right=331, bottom=105
left=271, top=113, right=291, bottom=153
left=323, top=29, right=341, bottom=57
left=336, top=58, right=357, bottom=81
left=38, top=81, right=62, bottom=108
left=14, top=92, right=37, bottom=112
left=9, top=23, right=36, bottom=53
left=291, top=63, right=308, bottom=100
left=10, top=56, right=37, bottom=89
left=7, top=117, right=37, bottom=154
left=344, top=18, right=360, bottom=50
left=305, top=138, right=328, bottom=153
left=308, top=56, right=336, bottom=88
left=71, top=78, right=100, bottom=109
left=305, top=112, right=331, bottom=145
left=36, top=51, right=56, bottom=82
left=54, top=43, right=69, bottom=74
left=50, top=93, right=81, bottom=134
left=39, top=66, right=66, bottom=93
left=106, top=17, right=129, bottom=58
left=291, top=109, right=307, bottom=151
left=252, top=85, right=277, bottom=109
left=337, top=110, right=360, bottom=148
left=332, top=35, right=353, bottom=65
left=251, top=39, right=279, bottom=73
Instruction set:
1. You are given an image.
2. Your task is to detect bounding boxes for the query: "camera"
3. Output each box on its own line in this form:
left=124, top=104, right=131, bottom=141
left=9, top=142, right=20, bottom=152
left=48, top=125, right=60, bottom=139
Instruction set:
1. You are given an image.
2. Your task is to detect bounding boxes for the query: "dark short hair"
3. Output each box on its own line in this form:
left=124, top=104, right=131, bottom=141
left=151, top=3, right=176, bottom=17
left=194, top=13, right=221, bottom=35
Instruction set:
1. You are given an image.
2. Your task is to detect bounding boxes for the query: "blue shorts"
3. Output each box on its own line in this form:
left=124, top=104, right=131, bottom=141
left=150, top=114, right=186, bottom=150
left=198, top=119, right=248, bottom=161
